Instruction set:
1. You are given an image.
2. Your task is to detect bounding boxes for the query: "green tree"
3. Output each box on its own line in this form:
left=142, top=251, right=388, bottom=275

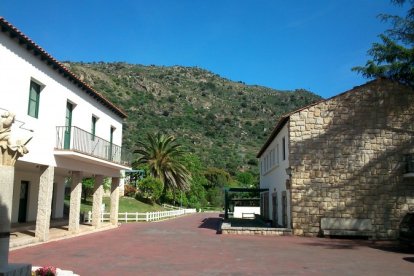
left=134, top=132, right=191, bottom=192
left=352, top=0, right=414, bottom=87
left=181, top=154, right=208, bottom=209
left=236, top=171, right=256, bottom=188
left=81, top=178, right=94, bottom=202
left=138, top=176, right=164, bottom=203
left=206, top=187, right=224, bottom=207
left=203, top=167, right=233, bottom=207
left=203, top=167, right=231, bottom=189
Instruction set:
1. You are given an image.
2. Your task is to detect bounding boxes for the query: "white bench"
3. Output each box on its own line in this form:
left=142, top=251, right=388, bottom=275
left=242, top=213, right=256, bottom=219
left=321, top=218, right=373, bottom=237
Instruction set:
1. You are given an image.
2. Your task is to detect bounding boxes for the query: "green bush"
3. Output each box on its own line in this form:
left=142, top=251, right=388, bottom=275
left=138, top=176, right=164, bottom=203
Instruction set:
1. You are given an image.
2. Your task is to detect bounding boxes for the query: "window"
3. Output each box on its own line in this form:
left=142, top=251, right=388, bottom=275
left=276, top=144, right=280, bottom=165
left=110, top=127, right=115, bottom=144
left=28, top=81, right=41, bottom=118
left=91, top=116, right=97, bottom=140
left=109, top=126, right=115, bottom=160
left=261, top=159, right=264, bottom=175
left=265, top=155, right=269, bottom=171
left=282, top=137, right=286, bottom=161
left=270, top=149, right=274, bottom=167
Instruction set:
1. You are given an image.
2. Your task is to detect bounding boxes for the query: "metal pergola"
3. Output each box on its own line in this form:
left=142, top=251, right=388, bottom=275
left=224, top=187, right=269, bottom=219
left=124, top=169, right=145, bottom=187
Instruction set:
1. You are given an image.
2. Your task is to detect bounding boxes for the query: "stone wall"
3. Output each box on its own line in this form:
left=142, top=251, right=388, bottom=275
left=289, top=79, right=414, bottom=239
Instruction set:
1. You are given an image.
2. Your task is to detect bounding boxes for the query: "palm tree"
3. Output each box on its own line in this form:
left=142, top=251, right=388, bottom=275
left=134, top=133, right=191, bottom=191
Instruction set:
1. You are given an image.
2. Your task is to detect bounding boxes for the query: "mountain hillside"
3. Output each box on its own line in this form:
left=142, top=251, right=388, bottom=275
left=64, top=62, right=322, bottom=174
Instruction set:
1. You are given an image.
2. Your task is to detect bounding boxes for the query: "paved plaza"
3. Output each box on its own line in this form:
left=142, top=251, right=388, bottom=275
left=10, top=213, right=414, bottom=275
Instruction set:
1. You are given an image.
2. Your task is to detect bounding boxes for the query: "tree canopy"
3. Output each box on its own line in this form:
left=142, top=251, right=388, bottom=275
left=352, top=0, right=414, bottom=87
left=134, top=133, right=191, bottom=192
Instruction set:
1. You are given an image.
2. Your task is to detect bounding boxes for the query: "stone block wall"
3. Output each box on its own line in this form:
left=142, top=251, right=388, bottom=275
left=289, top=79, right=414, bottom=239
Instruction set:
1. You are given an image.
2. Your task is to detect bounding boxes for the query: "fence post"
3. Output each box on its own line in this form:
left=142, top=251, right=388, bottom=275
left=125, top=212, right=127, bottom=222
left=136, top=212, right=138, bottom=222
left=146, top=212, right=149, bottom=222
left=88, top=211, right=92, bottom=223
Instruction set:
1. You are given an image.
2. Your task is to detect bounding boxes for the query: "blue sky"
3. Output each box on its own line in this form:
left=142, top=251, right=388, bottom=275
left=0, top=0, right=409, bottom=98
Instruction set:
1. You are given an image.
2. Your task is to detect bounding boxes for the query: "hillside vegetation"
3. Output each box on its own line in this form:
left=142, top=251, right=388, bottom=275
left=64, top=62, right=322, bottom=174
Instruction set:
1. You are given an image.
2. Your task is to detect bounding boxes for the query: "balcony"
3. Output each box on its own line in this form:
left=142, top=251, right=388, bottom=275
left=55, top=126, right=132, bottom=167
left=404, top=154, right=414, bottom=178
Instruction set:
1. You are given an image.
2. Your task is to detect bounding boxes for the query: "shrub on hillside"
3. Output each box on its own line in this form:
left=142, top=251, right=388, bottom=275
left=124, top=184, right=137, bottom=197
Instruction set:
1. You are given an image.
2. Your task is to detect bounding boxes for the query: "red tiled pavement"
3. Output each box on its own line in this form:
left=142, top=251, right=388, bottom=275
left=10, top=213, right=414, bottom=275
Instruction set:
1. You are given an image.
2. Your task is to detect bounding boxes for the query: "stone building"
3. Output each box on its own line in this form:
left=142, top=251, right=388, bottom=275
left=257, top=79, right=414, bottom=239
left=0, top=17, right=131, bottom=242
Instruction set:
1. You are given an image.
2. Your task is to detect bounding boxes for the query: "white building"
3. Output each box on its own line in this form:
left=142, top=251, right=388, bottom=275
left=257, top=119, right=291, bottom=228
left=0, top=17, right=131, bottom=241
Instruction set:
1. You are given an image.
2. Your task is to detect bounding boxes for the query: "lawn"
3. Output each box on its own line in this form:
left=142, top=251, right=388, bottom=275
left=64, top=196, right=166, bottom=214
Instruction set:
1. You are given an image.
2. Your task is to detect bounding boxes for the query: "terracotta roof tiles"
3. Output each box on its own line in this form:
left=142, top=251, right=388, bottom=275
left=0, top=17, right=127, bottom=119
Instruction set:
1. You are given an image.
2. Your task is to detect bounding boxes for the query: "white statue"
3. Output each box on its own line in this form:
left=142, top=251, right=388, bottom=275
left=0, top=111, right=31, bottom=166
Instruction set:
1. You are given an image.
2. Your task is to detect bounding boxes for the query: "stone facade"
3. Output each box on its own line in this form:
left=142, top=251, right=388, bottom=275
left=288, top=79, right=414, bottom=239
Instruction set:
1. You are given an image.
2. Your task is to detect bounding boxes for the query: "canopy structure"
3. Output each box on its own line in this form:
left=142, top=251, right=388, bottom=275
left=124, top=169, right=145, bottom=187
left=224, top=187, right=269, bottom=219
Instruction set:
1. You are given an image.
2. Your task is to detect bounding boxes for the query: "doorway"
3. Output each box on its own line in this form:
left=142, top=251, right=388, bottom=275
left=282, top=191, right=287, bottom=227
left=64, top=102, right=73, bottom=149
left=272, top=192, right=278, bottom=227
left=18, top=181, right=29, bottom=223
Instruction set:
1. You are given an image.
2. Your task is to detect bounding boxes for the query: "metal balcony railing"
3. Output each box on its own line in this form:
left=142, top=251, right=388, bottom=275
left=406, top=154, right=414, bottom=174
left=55, top=126, right=132, bottom=166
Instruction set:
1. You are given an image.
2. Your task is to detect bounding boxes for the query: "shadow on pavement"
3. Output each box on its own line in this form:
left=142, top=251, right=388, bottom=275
left=302, top=238, right=414, bottom=255
left=301, top=241, right=358, bottom=250
left=403, top=257, right=414, bottom=263
left=199, top=217, right=222, bottom=234
left=369, top=243, right=414, bottom=254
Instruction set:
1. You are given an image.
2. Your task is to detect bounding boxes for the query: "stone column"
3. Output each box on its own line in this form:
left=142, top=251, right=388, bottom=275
left=0, top=166, right=14, bottom=269
left=92, top=175, right=104, bottom=228
left=110, top=177, right=120, bottom=225
left=35, top=166, right=55, bottom=242
left=68, top=171, right=83, bottom=233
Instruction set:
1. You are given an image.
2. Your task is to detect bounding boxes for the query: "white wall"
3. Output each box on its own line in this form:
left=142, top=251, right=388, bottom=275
left=0, top=33, right=124, bottom=168
left=233, top=206, right=260, bottom=218
left=259, top=122, right=291, bottom=227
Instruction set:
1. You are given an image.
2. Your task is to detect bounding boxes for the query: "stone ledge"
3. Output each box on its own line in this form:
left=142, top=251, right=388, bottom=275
left=220, top=222, right=292, bottom=236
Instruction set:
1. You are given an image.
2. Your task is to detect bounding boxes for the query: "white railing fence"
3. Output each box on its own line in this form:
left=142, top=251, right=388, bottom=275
left=84, top=208, right=197, bottom=223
